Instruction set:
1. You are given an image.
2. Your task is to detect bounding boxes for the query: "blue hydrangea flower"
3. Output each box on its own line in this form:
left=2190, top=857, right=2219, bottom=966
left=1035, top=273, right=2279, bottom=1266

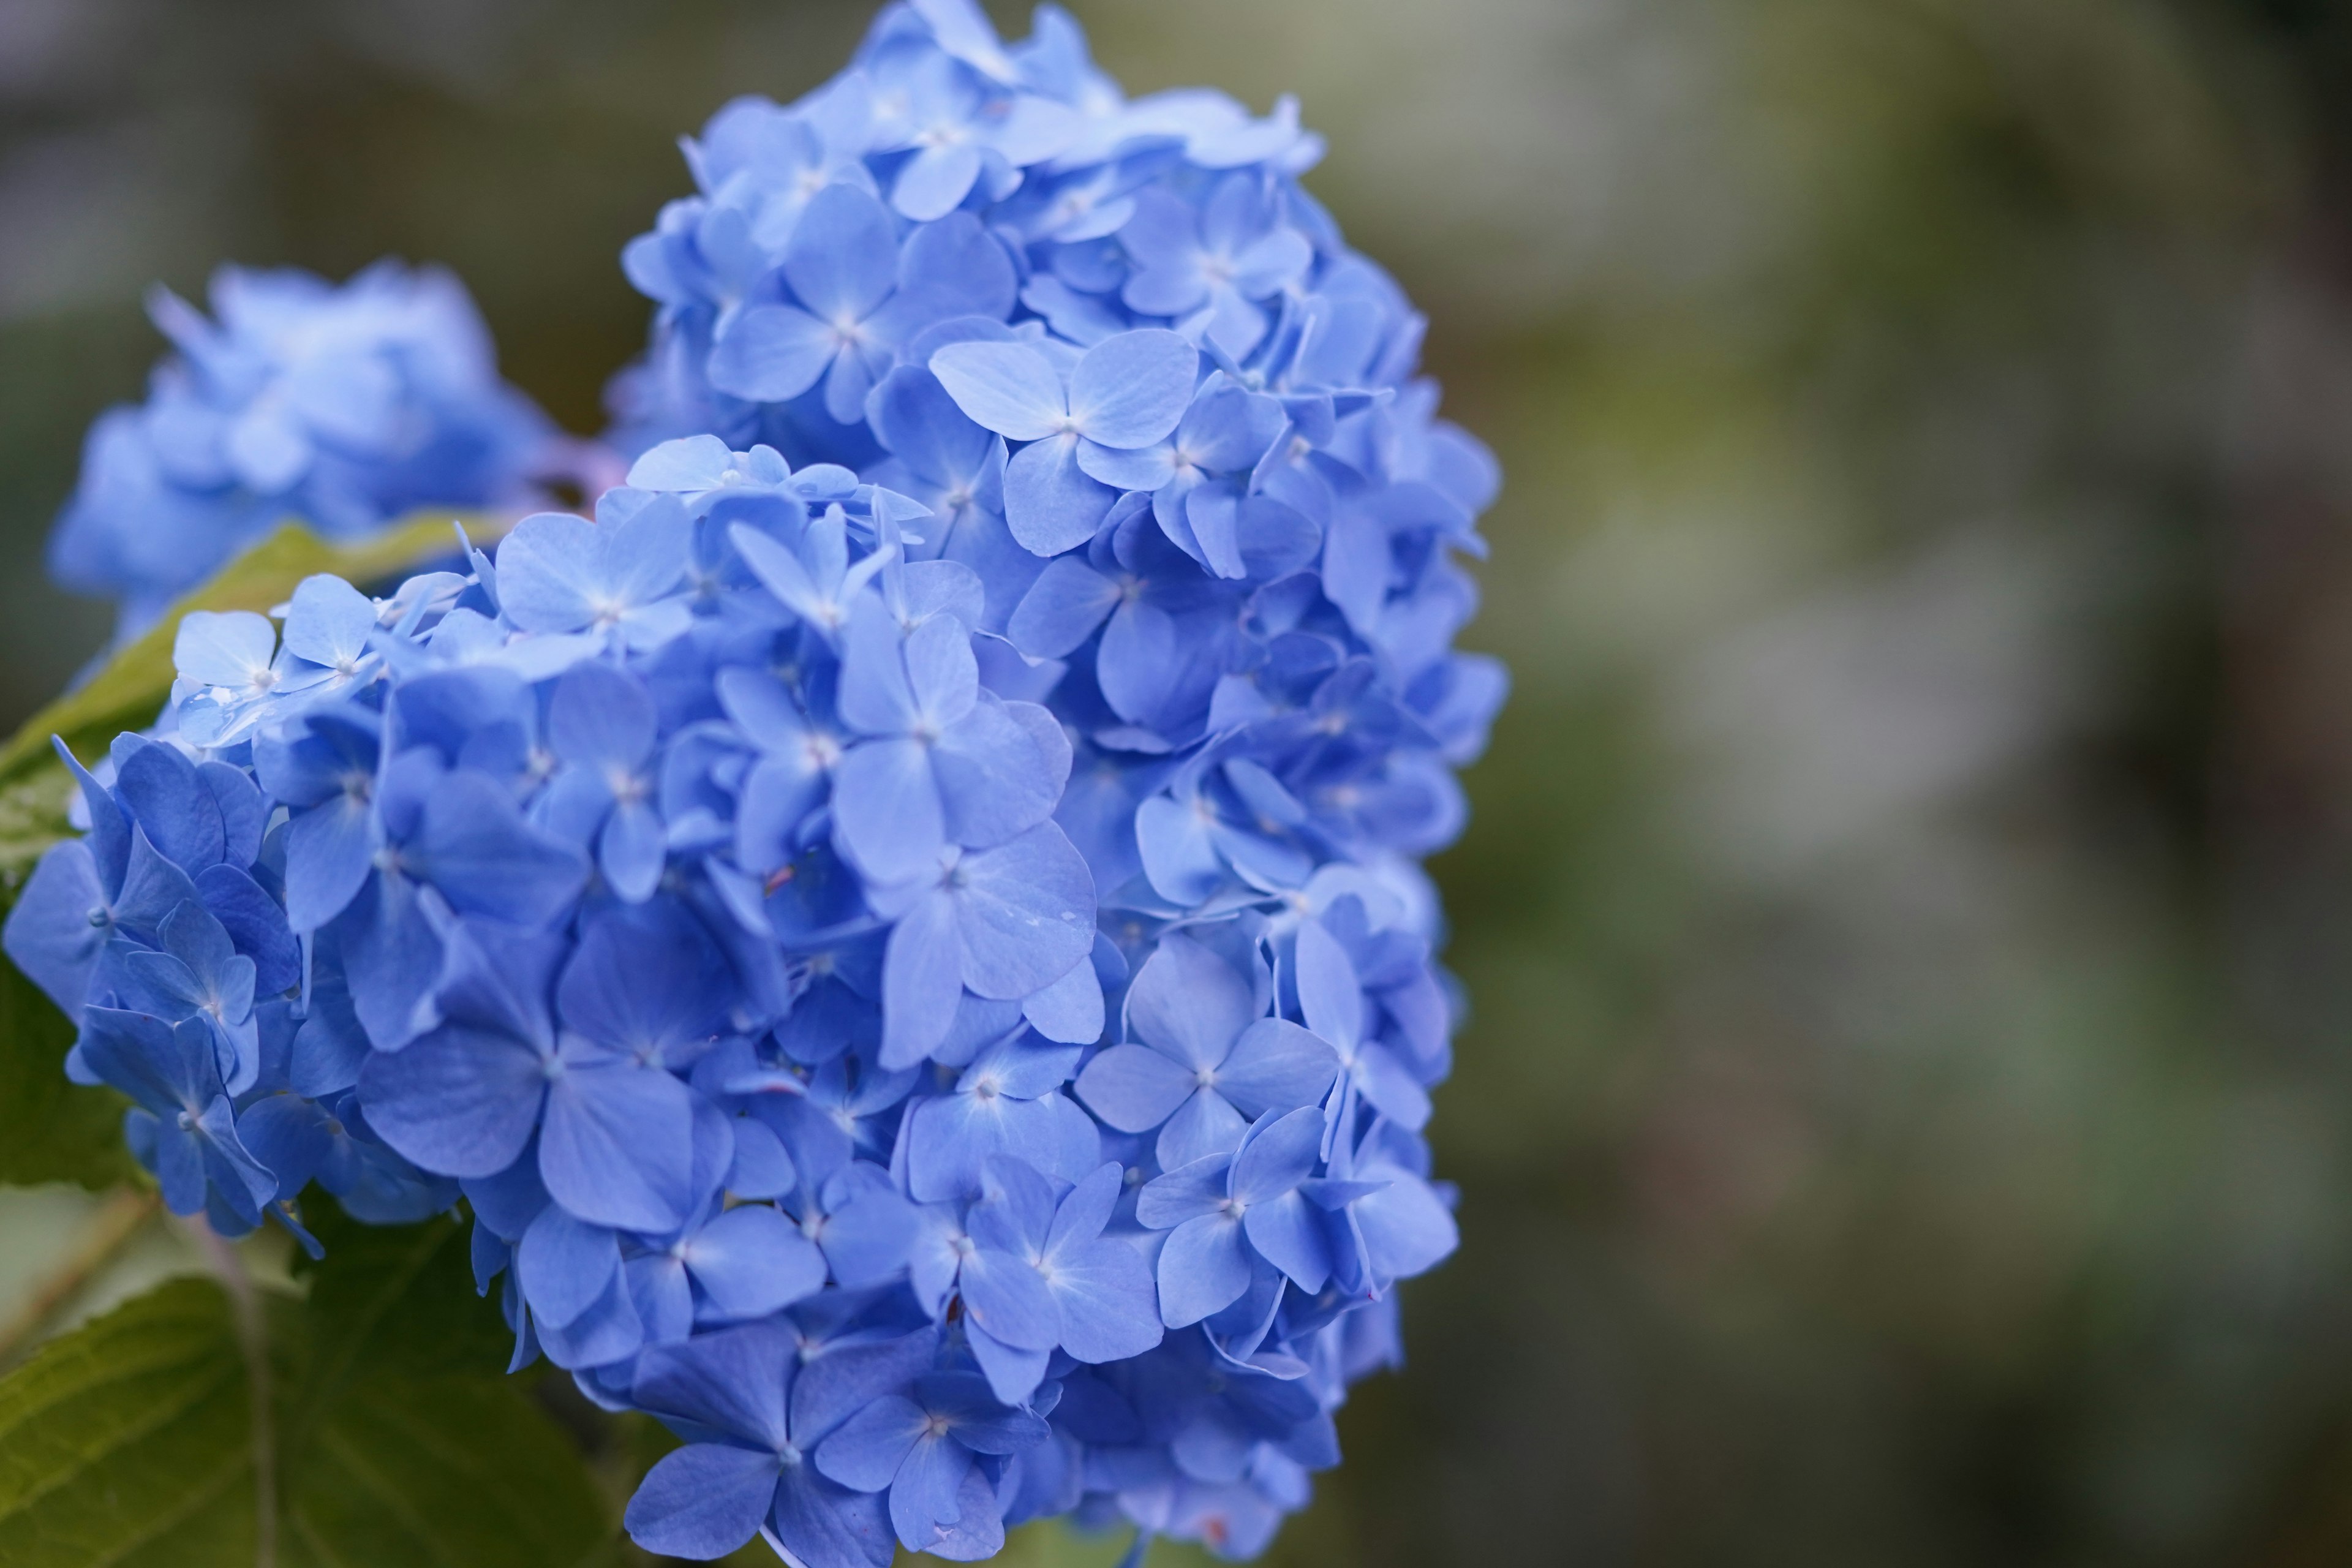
left=7, top=2, right=1501, bottom=1562
left=50, top=260, right=563, bottom=638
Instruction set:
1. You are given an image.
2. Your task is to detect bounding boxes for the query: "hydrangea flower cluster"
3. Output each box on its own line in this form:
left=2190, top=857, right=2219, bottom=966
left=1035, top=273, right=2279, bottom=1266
left=6, top=2, right=1504, bottom=1562
left=51, top=260, right=562, bottom=638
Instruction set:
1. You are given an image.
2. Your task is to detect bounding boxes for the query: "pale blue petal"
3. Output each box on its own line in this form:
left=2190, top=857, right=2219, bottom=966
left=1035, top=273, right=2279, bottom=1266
left=950, top=823, right=1095, bottom=1000
left=1215, top=1019, right=1338, bottom=1119
left=1003, top=434, right=1113, bottom=558
left=1068, top=330, right=1196, bottom=449
left=929, top=341, right=1066, bottom=443
left=785, top=183, right=900, bottom=322
left=685, top=1204, right=829, bottom=1319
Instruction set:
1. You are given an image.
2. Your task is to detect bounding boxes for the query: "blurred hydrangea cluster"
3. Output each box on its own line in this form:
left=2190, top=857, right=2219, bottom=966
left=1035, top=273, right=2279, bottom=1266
left=50, top=260, right=560, bottom=638
left=6, top=1, right=1502, bottom=1562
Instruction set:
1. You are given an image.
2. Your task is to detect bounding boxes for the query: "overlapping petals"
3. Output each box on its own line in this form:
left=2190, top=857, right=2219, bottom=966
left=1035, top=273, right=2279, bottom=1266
left=7, top=3, right=1499, bottom=1564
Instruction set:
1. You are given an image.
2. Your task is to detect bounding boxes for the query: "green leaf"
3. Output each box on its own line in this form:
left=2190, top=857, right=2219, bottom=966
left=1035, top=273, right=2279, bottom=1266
left=0, top=1277, right=262, bottom=1564
left=0, top=954, right=132, bottom=1188
left=0, top=1213, right=614, bottom=1568
left=0, top=510, right=497, bottom=1191
left=0, top=510, right=496, bottom=790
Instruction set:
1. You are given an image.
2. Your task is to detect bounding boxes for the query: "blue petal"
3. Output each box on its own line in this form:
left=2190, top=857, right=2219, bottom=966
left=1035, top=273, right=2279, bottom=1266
left=1006, top=557, right=1118, bottom=660
left=405, top=770, right=588, bottom=928
left=867, top=367, right=992, bottom=488
left=115, top=740, right=225, bottom=873
left=1231, top=1105, right=1324, bottom=1204
left=684, top=1204, right=827, bottom=1319
left=282, top=795, right=374, bottom=933
left=957, top=1244, right=1060, bottom=1351
left=600, top=802, right=668, bottom=904
left=785, top=183, right=901, bottom=322
left=518, top=1203, right=619, bottom=1330
left=813, top=1174, right=921, bottom=1289
left=932, top=698, right=1058, bottom=849
left=1135, top=1153, right=1231, bottom=1229
left=356, top=1022, right=545, bottom=1178
left=540, top=1055, right=697, bottom=1232
left=772, top=1465, right=898, bottom=1568
left=892, top=141, right=986, bottom=223
left=1072, top=1045, right=1193, bottom=1134
left=834, top=738, right=945, bottom=886
left=950, top=823, right=1095, bottom=1001
left=1002, top=434, right=1113, bottom=558
left=929, top=341, right=1066, bottom=443
left=961, top=1321, right=1052, bottom=1413
left=1353, top=1169, right=1459, bottom=1282
left=1291, top=919, right=1363, bottom=1050
left=4, top=841, right=108, bottom=1013
left=880, top=888, right=962, bottom=1069
left=548, top=662, right=657, bottom=768
left=624, top=1444, right=782, bottom=1561
left=1068, top=330, right=1197, bottom=450
left=631, top=1319, right=794, bottom=1449
left=1020, top=956, right=1102, bottom=1044
left=1243, top=1189, right=1332, bottom=1294
left=1154, top=1087, right=1247, bottom=1171
left=1125, top=932, right=1253, bottom=1071
left=1215, top=1019, right=1338, bottom=1118
left=890, top=1433, right=975, bottom=1542
left=709, top=305, right=837, bottom=403
left=813, top=1393, right=929, bottom=1492
left=1155, top=1212, right=1252, bottom=1328
left=195, top=864, right=299, bottom=997
left=280, top=574, right=378, bottom=668
left=1042, top=1237, right=1162, bottom=1363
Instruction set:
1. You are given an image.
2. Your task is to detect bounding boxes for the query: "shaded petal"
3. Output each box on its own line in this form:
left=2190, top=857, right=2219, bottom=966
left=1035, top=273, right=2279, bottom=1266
left=356, top=1023, right=544, bottom=1179
left=813, top=1393, right=928, bottom=1492
left=1155, top=1087, right=1247, bottom=1170
left=957, top=1246, right=1060, bottom=1351
left=1156, top=1212, right=1252, bottom=1328
left=1229, top=1105, right=1324, bottom=1204
left=880, top=888, right=962, bottom=1069
left=625, top=1444, right=782, bottom=1561
left=541, top=1058, right=696, bottom=1232
left=1044, top=1237, right=1163, bottom=1363
left=1072, top=1044, right=1193, bottom=1134
left=1243, top=1190, right=1330, bottom=1294
left=1125, top=932, right=1254, bottom=1070
left=710, top=305, right=837, bottom=403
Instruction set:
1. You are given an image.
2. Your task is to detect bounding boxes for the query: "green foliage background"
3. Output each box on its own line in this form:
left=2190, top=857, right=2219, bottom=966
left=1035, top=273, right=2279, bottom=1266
left=6, top=0, right=2352, bottom=1563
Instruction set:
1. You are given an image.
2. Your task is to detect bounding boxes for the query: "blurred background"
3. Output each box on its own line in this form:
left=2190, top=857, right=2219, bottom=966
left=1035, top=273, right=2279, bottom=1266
left=2, top=0, right=2351, bottom=1561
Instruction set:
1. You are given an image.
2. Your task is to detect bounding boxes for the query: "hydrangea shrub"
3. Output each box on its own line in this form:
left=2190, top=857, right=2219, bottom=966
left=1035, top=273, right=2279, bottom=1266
left=1, top=2, right=1504, bottom=1562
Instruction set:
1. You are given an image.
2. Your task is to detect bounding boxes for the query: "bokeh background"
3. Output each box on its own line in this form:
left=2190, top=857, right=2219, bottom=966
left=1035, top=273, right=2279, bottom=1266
left=4, top=0, right=2352, bottom=1561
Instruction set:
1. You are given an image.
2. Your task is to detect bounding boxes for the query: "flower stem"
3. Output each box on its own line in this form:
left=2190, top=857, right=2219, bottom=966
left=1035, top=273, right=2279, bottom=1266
left=182, top=1212, right=276, bottom=1568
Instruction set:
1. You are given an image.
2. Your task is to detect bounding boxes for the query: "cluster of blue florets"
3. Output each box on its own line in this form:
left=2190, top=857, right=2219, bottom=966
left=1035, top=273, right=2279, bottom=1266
left=4, top=3, right=1502, bottom=1563
left=50, top=260, right=560, bottom=639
